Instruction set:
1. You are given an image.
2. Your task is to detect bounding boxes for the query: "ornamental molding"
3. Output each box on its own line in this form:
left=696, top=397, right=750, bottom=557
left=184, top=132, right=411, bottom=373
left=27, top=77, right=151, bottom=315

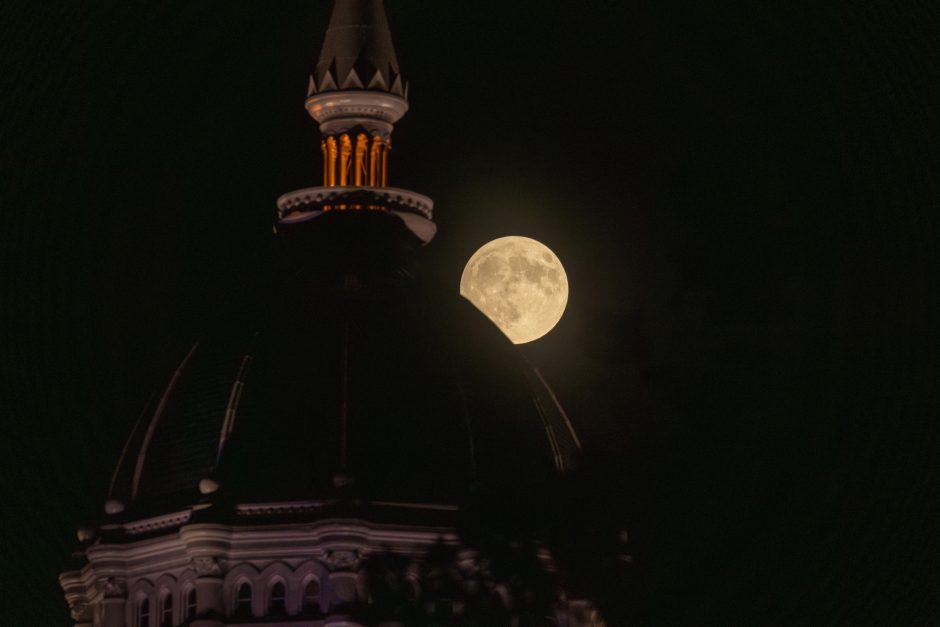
left=123, top=509, right=192, bottom=535
left=235, top=500, right=334, bottom=517
left=64, top=518, right=460, bottom=605
left=277, top=186, right=434, bottom=221
left=305, top=91, right=409, bottom=126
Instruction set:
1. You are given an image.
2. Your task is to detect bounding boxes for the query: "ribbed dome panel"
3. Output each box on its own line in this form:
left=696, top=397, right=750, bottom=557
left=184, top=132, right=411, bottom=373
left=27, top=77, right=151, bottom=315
left=134, top=337, right=250, bottom=502
left=113, top=277, right=580, bottom=515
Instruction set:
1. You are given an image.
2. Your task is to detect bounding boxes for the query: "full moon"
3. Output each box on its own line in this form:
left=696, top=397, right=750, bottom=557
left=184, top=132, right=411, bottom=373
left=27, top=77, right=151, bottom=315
left=460, top=236, right=569, bottom=344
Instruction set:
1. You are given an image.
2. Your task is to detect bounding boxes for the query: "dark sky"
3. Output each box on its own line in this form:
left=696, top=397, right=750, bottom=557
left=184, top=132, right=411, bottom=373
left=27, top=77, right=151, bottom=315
left=1, top=1, right=937, bottom=624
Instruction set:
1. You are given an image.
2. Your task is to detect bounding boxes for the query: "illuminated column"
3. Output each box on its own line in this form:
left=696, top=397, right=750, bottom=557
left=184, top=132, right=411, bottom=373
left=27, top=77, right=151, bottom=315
left=326, top=137, right=338, bottom=186
left=354, top=133, right=368, bottom=186
left=339, top=134, right=352, bottom=186
left=381, top=140, right=390, bottom=187
left=369, top=136, right=382, bottom=186
left=321, top=140, right=329, bottom=185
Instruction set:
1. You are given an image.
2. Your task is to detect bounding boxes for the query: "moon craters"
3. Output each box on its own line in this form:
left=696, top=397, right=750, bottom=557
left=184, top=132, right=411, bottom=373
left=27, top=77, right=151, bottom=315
left=460, top=236, right=569, bottom=344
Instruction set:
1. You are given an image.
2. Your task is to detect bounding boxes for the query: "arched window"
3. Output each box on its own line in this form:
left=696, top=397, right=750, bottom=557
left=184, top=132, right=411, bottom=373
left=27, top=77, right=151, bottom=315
left=269, top=580, right=287, bottom=615
left=185, top=588, right=197, bottom=619
left=138, top=598, right=151, bottom=627
left=234, top=582, right=252, bottom=617
left=303, top=579, right=320, bottom=613
left=160, top=592, right=173, bottom=626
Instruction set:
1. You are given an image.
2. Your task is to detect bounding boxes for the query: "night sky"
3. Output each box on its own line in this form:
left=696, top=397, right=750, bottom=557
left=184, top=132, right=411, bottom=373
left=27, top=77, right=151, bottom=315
left=2, top=1, right=937, bottom=624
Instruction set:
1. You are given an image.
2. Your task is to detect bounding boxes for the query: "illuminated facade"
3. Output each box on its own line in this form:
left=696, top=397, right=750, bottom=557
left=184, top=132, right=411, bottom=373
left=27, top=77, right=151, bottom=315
left=60, top=2, right=603, bottom=626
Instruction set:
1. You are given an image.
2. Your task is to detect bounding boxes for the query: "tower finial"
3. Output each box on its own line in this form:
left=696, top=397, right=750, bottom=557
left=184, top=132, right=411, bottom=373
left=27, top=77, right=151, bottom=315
left=277, top=0, right=435, bottom=244
left=314, top=0, right=405, bottom=97
left=306, top=0, right=409, bottom=143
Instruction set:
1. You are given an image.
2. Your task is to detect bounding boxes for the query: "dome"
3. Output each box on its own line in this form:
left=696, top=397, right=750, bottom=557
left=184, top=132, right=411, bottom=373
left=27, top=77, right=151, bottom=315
left=106, top=214, right=581, bottom=521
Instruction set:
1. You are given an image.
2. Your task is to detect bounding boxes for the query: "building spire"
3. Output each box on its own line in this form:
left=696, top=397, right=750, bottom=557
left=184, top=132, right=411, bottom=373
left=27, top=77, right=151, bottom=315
left=278, top=0, right=436, bottom=244
left=312, top=0, right=405, bottom=99
left=306, top=0, right=409, bottom=144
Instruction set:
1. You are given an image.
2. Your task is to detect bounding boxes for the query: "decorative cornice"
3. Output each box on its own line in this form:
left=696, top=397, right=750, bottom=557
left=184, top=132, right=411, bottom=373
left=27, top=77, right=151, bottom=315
left=277, top=186, right=433, bottom=220
left=235, top=500, right=335, bottom=517
left=123, top=509, right=192, bottom=536
left=305, top=90, right=408, bottom=138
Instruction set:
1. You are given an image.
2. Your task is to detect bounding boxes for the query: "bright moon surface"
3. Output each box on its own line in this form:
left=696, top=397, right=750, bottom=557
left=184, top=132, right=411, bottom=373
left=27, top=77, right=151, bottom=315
left=460, top=236, right=569, bottom=344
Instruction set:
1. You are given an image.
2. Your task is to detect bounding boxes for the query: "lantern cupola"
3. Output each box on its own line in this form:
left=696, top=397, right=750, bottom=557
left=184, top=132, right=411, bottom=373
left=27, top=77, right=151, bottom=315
left=278, top=0, right=435, bottom=244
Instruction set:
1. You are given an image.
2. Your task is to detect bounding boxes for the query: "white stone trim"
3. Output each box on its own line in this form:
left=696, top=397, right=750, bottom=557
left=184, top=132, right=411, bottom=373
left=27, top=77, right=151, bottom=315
left=126, top=578, right=154, bottom=627
left=123, top=509, right=192, bottom=535
left=305, top=91, right=409, bottom=138
left=225, top=563, right=261, bottom=618
left=277, top=186, right=434, bottom=221
left=259, top=562, right=295, bottom=615
left=64, top=517, right=460, bottom=624
left=295, top=562, right=327, bottom=615
left=178, top=569, right=198, bottom=624
left=154, top=574, right=178, bottom=626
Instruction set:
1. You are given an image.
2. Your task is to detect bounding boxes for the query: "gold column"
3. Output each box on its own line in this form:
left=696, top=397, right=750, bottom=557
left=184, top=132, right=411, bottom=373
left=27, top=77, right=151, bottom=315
left=339, top=134, right=352, bottom=186
left=369, top=136, right=382, bottom=186
left=381, top=140, right=390, bottom=187
left=354, top=133, right=368, bottom=186
left=321, top=140, right=328, bottom=185
left=325, top=136, right=338, bottom=187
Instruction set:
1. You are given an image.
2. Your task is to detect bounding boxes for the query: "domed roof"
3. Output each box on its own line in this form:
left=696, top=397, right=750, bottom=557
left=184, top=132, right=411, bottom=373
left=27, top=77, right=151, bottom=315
left=107, top=228, right=580, bottom=520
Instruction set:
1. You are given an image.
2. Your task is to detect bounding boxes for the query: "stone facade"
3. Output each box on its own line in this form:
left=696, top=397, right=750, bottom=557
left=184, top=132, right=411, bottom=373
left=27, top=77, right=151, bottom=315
left=61, top=510, right=603, bottom=626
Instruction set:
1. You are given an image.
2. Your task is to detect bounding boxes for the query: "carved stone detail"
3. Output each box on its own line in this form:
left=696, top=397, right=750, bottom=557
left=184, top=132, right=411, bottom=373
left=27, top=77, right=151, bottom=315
left=456, top=548, right=480, bottom=575
left=325, top=549, right=361, bottom=570
left=277, top=186, right=434, bottom=220
left=98, top=577, right=127, bottom=599
left=192, top=556, right=222, bottom=577
left=69, top=601, right=91, bottom=621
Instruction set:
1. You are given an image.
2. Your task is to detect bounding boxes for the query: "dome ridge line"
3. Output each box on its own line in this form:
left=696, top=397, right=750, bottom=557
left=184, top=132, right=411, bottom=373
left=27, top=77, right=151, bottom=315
left=215, top=333, right=259, bottom=467
left=107, top=388, right=158, bottom=499
left=529, top=364, right=583, bottom=452
left=131, top=342, right=201, bottom=501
